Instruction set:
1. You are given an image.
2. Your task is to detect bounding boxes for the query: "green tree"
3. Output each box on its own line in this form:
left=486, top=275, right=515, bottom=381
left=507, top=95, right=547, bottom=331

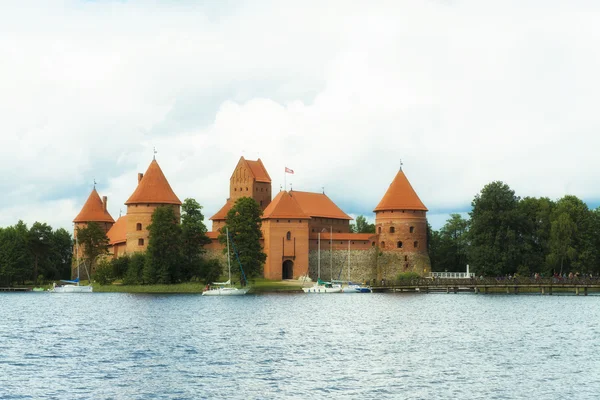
left=48, top=228, right=73, bottom=281
left=124, top=253, right=146, bottom=285
left=0, top=222, right=32, bottom=286
left=468, top=181, right=521, bottom=276
left=220, top=197, right=266, bottom=279
left=517, top=197, right=554, bottom=276
left=144, top=206, right=182, bottom=284
left=547, top=212, right=577, bottom=276
left=76, top=222, right=109, bottom=279
left=200, top=258, right=224, bottom=284
left=432, top=214, right=469, bottom=272
left=350, top=215, right=376, bottom=233
left=181, top=198, right=211, bottom=281
left=28, top=222, right=53, bottom=284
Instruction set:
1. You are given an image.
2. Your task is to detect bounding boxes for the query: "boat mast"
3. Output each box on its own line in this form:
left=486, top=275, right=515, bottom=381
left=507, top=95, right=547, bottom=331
left=317, top=232, right=320, bottom=280
left=226, top=227, right=231, bottom=283
left=348, top=240, right=350, bottom=283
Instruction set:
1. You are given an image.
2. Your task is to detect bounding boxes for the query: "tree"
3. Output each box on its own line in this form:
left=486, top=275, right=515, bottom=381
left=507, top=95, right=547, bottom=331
left=0, top=222, right=32, bottom=286
left=181, top=198, right=211, bottom=281
left=517, top=197, right=554, bottom=276
left=28, top=222, right=53, bottom=284
left=468, top=181, right=521, bottom=276
left=548, top=212, right=576, bottom=276
left=76, top=222, right=109, bottom=279
left=48, top=228, right=73, bottom=280
left=219, top=197, right=266, bottom=279
left=144, top=206, right=182, bottom=284
left=124, top=253, right=146, bottom=285
left=350, top=215, right=376, bottom=233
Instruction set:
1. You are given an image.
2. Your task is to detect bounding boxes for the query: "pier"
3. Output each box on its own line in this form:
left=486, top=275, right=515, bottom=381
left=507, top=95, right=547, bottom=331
left=371, top=277, right=600, bottom=295
left=0, top=287, right=34, bottom=292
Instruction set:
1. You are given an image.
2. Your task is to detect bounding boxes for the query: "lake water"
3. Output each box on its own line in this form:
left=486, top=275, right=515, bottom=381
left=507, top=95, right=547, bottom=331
left=1, top=292, right=599, bottom=399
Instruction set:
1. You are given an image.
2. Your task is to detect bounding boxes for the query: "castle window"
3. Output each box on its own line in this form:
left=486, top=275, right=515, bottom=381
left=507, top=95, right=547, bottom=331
left=372, top=242, right=375, bottom=246
left=277, top=219, right=279, bottom=223
left=410, top=226, right=414, bottom=233
left=260, top=200, right=263, bottom=206
left=234, top=188, right=237, bottom=191
left=397, top=241, right=403, bottom=248
left=261, top=188, right=263, bottom=192
left=405, top=255, right=408, bottom=261
left=286, top=231, right=291, bottom=240
left=299, top=220, right=302, bottom=223
left=136, top=223, right=142, bottom=231
left=312, top=229, right=315, bottom=232
left=246, top=187, right=248, bottom=191
left=414, top=241, right=418, bottom=248
left=138, top=238, right=144, bottom=246
left=380, top=241, right=385, bottom=248
left=352, top=241, right=355, bottom=244
left=288, top=220, right=291, bottom=223
left=378, top=227, right=382, bottom=234
left=390, top=226, right=395, bottom=233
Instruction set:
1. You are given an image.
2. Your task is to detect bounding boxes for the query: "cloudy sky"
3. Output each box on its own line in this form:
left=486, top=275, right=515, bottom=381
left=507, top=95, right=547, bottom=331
left=1, top=0, right=599, bottom=232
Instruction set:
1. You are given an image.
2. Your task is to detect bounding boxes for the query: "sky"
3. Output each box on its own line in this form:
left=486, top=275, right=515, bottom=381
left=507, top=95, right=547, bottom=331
left=1, top=0, right=600, bottom=233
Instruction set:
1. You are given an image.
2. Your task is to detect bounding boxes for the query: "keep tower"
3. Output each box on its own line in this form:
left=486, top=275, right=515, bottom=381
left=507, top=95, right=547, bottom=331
left=210, top=157, right=272, bottom=231
left=124, top=158, right=182, bottom=254
left=374, top=167, right=430, bottom=275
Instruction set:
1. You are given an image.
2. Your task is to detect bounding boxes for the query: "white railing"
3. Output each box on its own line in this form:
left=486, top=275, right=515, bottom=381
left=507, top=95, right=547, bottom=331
left=430, top=272, right=476, bottom=279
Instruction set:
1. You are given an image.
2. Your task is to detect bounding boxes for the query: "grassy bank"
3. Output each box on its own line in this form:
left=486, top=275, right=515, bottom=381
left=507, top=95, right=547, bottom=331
left=93, top=279, right=304, bottom=294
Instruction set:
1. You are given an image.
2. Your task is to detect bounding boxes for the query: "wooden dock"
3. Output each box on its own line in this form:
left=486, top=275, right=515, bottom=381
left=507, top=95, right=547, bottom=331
left=371, top=278, right=600, bottom=295
left=0, top=287, right=34, bottom=292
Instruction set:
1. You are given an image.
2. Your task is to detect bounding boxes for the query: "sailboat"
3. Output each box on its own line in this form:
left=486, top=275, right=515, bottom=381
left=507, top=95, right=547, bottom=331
left=341, top=240, right=371, bottom=293
left=49, top=236, right=93, bottom=293
left=302, top=231, right=341, bottom=293
left=202, top=228, right=249, bottom=296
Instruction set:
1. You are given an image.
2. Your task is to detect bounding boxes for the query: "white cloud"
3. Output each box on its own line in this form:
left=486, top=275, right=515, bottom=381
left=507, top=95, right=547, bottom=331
left=1, top=0, right=600, bottom=232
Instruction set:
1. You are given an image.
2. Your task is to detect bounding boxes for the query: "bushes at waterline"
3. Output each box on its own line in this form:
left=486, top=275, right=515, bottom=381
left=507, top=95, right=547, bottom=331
left=96, top=253, right=225, bottom=285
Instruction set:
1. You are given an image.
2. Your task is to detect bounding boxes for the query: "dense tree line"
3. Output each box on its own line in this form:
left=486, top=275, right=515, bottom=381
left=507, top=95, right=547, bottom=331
left=429, top=181, right=600, bottom=277
left=0, top=221, right=73, bottom=286
left=95, top=198, right=220, bottom=285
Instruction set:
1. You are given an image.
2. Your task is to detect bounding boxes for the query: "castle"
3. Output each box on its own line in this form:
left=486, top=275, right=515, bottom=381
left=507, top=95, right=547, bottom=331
left=73, top=156, right=431, bottom=282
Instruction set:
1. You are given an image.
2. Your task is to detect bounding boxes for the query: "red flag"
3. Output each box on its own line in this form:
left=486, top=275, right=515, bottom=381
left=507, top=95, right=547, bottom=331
left=285, top=167, right=294, bottom=174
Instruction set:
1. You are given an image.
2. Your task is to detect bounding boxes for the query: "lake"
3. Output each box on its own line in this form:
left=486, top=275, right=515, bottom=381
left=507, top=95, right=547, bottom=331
left=1, top=292, right=599, bottom=399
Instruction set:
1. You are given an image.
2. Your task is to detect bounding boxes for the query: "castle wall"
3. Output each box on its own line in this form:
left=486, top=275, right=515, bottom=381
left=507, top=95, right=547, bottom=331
left=308, top=248, right=378, bottom=283
left=307, top=217, right=350, bottom=234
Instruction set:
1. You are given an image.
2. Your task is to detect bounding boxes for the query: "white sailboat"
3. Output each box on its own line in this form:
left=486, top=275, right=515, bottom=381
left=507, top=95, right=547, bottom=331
left=202, top=228, right=249, bottom=296
left=302, top=231, right=341, bottom=293
left=49, top=236, right=93, bottom=293
left=341, top=240, right=371, bottom=293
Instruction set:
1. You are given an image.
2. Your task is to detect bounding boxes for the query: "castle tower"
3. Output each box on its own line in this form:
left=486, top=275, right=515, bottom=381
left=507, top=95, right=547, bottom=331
left=374, top=167, right=430, bottom=275
left=73, top=188, right=115, bottom=236
left=210, top=156, right=272, bottom=232
left=73, top=188, right=115, bottom=279
left=261, top=191, right=311, bottom=280
left=124, top=159, right=182, bottom=253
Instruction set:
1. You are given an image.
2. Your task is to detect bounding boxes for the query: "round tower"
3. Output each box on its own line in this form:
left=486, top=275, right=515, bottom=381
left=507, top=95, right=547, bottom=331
left=73, top=187, right=115, bottom=279
left=124, top=159, right=182, bottom=254
left=374, top=167, right=430, bottom=276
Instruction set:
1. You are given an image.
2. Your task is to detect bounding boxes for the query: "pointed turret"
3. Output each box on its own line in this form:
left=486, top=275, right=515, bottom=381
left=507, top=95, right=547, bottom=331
left=125, top=160, right=182, bottom=205
left=73, top=188, right=115, bottom=224
left=374, top=170, right=427, bottom=212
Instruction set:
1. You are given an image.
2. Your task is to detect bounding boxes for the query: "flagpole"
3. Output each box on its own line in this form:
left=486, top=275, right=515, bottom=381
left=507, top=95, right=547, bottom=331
left=284, top=169, right=286, bottom=193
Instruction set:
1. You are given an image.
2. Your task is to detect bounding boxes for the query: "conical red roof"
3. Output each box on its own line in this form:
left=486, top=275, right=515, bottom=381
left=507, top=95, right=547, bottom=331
left=73, top=188, right=115, bottom=223
left=125, top=160, right=182, bottom=205
left=263, top=191, right=310, bottom=219
left=374, top=170, right=428, bottom=212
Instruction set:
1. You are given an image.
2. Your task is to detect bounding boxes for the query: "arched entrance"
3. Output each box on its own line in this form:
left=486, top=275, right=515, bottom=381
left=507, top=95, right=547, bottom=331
left=282, top=260, right=294, bottom=280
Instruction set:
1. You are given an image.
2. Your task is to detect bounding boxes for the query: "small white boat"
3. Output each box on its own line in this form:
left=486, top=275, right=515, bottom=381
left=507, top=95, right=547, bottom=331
left=49, top=236, right=93, bottom=293
left=341, top=283, right=372, bottom=293
left=49, top=281, right=93, bottom=293
left=302, top=280, right=342, bottom=293
left=202, top=228, right=249, bottom=296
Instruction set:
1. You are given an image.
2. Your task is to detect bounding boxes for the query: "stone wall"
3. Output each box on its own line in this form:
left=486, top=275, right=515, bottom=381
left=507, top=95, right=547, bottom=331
left=308, top=247, right=430, bottom=283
